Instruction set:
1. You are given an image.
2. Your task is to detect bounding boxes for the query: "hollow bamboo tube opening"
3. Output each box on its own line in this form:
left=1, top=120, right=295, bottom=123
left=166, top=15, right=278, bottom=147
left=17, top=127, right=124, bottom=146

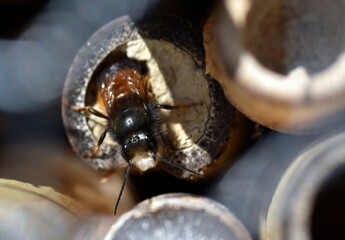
left=311, top=166, right=345, bottom=240
left=207, top=0, right=345, bottom=133
left=265, top=133, right=345, bottom=240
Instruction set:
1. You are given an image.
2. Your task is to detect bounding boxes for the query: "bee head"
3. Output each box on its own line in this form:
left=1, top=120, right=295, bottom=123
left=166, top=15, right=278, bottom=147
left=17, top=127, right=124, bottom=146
left=122, top=131, right=157, bottom=172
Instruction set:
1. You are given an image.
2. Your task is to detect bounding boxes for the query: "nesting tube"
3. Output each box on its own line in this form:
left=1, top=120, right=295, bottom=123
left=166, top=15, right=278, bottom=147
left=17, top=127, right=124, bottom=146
left=62, top=14, right=251, bottom=179
left=204, top=0, right=345, bottom=133
left=265, top=132, right=345, bottom=240
left=0, top=179, right=84, bottom=240
left=75, top=193, right=253, bottom=240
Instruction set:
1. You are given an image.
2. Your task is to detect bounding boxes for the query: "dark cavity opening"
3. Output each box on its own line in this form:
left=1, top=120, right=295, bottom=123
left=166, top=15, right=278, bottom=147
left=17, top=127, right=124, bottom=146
left=311, top=164, right=345, bottom=240
left=244, top=0, right=345, bottom=75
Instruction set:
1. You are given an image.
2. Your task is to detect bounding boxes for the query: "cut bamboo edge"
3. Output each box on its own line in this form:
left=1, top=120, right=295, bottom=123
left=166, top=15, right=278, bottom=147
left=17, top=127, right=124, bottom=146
left=62, top=14, right=254, bottom=179
left=264, top=132, right=345, bottom=240
left=0, top=179, right=252, bottom=239
left=0, top=179, right=87, bottom=240
left=0, top=178, right=86, bottom=218
left=204, top=0, right=345, bottom=134
left=74, top=193, right=253, bottom=240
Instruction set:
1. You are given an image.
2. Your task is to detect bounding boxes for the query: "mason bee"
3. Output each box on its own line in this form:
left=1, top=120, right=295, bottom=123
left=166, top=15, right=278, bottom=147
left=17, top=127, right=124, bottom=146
left=74, top=58, right=202, bottom=214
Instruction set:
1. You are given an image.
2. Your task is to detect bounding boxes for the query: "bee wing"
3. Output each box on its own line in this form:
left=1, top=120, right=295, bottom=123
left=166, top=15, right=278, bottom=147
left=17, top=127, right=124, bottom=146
left=98, top=74, right=117, bottom=113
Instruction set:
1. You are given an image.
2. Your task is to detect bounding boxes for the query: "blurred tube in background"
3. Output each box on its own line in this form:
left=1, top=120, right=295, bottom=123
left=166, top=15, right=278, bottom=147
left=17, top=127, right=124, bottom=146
left=74, top=194, right=253, bottom=240
left=0, top=179, right=82, bottom=240
left=203, top=131, right=321, bottom=239
left=0, top=0, right=157, bottom=113
left=266, top=132, right=345, bottom=240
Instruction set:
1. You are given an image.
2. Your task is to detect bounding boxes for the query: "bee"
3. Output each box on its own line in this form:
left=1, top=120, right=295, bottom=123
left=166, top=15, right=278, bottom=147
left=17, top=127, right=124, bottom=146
left=73, top=58, right=202, bottom=214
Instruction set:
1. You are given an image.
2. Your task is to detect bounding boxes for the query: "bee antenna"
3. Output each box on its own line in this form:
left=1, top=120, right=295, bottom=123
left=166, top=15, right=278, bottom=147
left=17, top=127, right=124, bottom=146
left=114, top=163, right=132, bottom=215
left=152, top=153, right=203, bottom=177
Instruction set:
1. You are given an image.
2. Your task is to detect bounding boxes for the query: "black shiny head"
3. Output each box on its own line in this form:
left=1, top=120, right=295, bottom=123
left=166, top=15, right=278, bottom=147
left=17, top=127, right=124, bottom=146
left=107, top=95, right=159, bottom=162
left=122, top=131, right=157, bottom=161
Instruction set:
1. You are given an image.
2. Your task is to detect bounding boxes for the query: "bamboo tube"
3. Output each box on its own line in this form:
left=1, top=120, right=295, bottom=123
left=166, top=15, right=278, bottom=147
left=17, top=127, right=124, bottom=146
left=204, top=0, right=345, bottom=134
left=0, top=179, right=83, bottom=240
left=265, top=132, right=345, bottom=240
left=62, top=14, right=253, bottom=179
left=75, top=193, right=253, bottom=240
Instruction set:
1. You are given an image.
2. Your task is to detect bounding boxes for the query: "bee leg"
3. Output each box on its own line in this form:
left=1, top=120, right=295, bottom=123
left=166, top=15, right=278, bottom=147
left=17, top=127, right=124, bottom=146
left=72, top=106, right=108, bottom=119
left=154, top=102, right=203, bottom=110
left=82, top=128, right=109, bottom=158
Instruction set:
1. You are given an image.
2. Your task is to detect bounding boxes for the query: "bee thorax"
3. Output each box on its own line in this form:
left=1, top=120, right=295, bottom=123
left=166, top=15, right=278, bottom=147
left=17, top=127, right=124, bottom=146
left=132, top=152, right=157, bottom=172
